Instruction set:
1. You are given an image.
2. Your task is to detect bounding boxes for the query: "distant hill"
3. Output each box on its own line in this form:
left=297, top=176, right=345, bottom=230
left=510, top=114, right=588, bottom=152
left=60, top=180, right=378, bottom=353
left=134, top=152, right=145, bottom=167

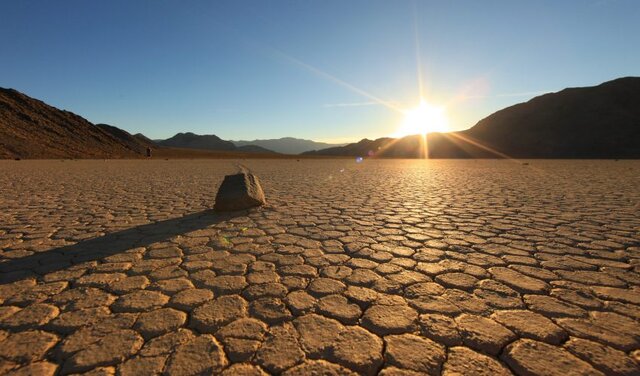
left=157, top=132, right=275, bottom=154
left=305, top=77, right=640, bottom=158
left=0, top=88, right=146, bottom=159
left=133, top=133, right=157, bottom=146
left=233, top=137, right=346, bottom=154
left=302, top=135, right=432, bottom=158
left=157, top=132, right=236, bottom=151
left=96, top=123, right=154, bottom=152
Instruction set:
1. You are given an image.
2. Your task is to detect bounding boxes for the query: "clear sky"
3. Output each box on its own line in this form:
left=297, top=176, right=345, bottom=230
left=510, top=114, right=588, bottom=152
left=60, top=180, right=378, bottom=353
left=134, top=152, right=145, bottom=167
left=1, top=1, right=639, bottom=142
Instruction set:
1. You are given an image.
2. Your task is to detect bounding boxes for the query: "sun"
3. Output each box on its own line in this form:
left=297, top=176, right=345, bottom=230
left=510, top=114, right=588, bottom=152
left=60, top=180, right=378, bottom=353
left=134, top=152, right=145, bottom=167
left=395, top=100, right=449, bottom=137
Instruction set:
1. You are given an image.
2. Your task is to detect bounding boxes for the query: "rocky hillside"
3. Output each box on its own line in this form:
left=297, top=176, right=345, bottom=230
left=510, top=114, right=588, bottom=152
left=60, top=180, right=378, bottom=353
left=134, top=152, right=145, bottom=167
left=306, top=77, right=640, bottom=158
left=0, top=88, right=149, bottom=159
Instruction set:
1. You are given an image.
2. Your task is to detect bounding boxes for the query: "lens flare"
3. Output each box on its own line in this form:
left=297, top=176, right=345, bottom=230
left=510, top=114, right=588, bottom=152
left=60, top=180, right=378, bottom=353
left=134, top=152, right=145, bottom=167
left=395, top=101, right=449, bottom=137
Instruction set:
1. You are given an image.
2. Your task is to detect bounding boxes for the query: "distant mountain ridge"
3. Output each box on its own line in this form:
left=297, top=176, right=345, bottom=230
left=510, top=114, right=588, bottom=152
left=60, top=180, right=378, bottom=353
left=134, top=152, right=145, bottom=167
left=157, top=132, right=275, bottom=154
left=0, top=88, right=151, bottom=159
left=3, top=77, right=638, bottom=159
left=305, top=77, right=640, bottom=158
left=157, top=132, right=236, bottom=151
left=232, top=137, right=346, bottom=154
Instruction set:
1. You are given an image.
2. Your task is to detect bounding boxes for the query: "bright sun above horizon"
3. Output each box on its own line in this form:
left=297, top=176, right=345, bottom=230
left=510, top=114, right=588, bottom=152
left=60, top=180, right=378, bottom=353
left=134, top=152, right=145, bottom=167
left=394, top=100, right=449, bottom=138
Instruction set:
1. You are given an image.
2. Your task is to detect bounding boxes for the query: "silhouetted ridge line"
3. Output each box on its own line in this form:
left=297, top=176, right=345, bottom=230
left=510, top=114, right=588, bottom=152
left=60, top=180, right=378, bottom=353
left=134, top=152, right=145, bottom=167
left=304, top=77, right=640, bottom=158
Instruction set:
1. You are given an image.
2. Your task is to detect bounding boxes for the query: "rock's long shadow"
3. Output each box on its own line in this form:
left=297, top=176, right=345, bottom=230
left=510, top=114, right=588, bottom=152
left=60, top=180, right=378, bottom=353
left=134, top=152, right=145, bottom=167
left=0, top=210, right=242, bottom=283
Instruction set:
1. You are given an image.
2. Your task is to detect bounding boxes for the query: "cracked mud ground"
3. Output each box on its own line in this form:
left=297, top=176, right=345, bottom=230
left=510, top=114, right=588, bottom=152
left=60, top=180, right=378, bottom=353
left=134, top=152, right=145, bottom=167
left=1, top=159, right=639, bottom=376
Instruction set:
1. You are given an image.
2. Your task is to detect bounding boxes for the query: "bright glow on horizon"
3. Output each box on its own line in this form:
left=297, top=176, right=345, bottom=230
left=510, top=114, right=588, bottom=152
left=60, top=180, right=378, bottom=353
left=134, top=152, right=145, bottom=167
left=394, top=100, right=449, bottom=137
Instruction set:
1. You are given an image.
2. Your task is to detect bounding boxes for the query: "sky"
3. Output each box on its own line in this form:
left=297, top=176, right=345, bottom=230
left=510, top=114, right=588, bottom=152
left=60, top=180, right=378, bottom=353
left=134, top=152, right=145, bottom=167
left=1, top=1, right=639, bottom=143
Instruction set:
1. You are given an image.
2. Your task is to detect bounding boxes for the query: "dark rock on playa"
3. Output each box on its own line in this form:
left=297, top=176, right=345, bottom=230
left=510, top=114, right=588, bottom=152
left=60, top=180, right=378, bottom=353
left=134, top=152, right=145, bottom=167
left=214, top=173, right=266, bottom=211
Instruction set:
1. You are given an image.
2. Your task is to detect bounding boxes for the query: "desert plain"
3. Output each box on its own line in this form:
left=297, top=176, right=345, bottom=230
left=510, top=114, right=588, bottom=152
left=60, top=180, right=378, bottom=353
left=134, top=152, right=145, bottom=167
left=0, top=159, right=639, bottom=375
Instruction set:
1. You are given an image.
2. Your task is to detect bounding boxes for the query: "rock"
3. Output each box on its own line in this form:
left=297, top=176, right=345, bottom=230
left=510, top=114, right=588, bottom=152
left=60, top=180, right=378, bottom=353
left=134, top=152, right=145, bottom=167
left=502, top=339, right=603, bottom=376
left=214, top=173, right=266, bottom=211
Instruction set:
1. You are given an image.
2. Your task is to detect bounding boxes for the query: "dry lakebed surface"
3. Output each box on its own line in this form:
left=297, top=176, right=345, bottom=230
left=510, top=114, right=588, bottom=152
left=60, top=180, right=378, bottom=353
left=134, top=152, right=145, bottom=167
left=0, top=159, right=639, bottom=375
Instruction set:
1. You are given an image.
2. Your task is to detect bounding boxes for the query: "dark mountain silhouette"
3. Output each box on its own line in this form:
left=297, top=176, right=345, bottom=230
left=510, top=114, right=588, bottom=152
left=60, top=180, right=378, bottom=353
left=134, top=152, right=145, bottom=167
left=302, top=135, right=432, bottom=158
left=96, top=123, right=154, bottom=152
left=232, top=137, right=346, bottom=154
left=157, top=132, right=236, bottom=150
left=133, top=133, right=157, bottom=146
left=0, top=87, right=277, bottom=159
left=157, top=132, right=275, bottom=153
left=305, top=77, right=640, bottom=158
left=235, top=145, right=276, bottom=153
left=0, top=88, right=145, bottom=159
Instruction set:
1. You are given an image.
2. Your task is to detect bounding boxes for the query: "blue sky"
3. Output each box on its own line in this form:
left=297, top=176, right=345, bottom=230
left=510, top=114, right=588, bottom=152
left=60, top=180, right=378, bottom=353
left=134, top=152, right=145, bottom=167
left=1, top=1, right=639, bottom=142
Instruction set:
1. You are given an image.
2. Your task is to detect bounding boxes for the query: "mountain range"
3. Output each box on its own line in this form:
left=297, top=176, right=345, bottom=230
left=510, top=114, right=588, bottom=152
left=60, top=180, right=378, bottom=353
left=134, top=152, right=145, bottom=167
left=304, top=77, right=640, bottom=158
left=156, top=132, right=274, bottom=154
left=1, top=77, right=639, bottom=159
left=0, top=89, right=276, bottom=159
left=232, top=138, right=346, bottom=154
left=0, top=88, right=151, bottom=159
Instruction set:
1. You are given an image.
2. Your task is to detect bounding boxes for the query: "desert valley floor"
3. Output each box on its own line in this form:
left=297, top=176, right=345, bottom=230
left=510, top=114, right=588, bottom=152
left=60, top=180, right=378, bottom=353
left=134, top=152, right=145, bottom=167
left=0, top=159, right=639, bottom=375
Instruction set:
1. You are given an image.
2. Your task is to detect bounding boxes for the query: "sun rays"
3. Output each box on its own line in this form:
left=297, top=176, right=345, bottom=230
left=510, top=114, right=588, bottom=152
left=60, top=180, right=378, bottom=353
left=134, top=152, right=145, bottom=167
left=269, top=6, right=525, bottom=161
